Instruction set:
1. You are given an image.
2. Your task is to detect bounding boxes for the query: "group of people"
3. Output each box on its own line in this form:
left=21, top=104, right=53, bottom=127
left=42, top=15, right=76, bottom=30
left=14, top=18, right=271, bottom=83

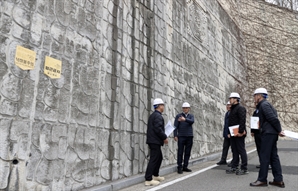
left=217, top=88, right=285, bottom=188
left=144, top=99, right=194, bottom=186
left=144, top=88, right=285, bottom=188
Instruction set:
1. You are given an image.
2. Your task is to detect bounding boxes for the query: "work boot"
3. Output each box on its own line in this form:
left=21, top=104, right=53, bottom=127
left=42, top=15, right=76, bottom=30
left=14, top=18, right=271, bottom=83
left=177, top=168, right=183, bottom=174
left=153, top=176, right=165, bottom=181
left=236, top=169, right=249, bottom=175
left=226, top=168, right=237, bottom=174
left=217, top=161, right=227, bottom=165
left=183, top=167, right=192, bottom=172
left=145, top=180, right=160, bottom=186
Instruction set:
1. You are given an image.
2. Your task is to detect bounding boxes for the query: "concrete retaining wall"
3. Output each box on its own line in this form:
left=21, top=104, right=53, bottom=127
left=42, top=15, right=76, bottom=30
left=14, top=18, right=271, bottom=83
left=2, top=0, right=296, bottom=190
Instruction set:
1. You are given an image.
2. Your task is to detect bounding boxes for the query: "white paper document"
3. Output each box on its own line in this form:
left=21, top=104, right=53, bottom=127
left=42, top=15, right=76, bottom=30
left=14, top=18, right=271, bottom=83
left=228, top=125, right=239, bottom=136
left=250, top=116, right=259, bottom=129
left=165, top=120, right=175, bottom=137
left=284, top=130, right=298, bottom=140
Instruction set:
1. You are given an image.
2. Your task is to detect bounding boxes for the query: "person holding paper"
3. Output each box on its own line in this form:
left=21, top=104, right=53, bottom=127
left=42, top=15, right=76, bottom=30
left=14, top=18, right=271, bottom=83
left=217, top=101, right=234, bottom=166
left=250, top=103, right=272, bottom=170
left=226, top=92, right=248, bottom=175
left=144, top=98, right=168, bottom=186
left=251, top=104, right=261, bottom=168
left=250, top=88, right=285, bottom=188
left=174, top=102, right=194, bottom=174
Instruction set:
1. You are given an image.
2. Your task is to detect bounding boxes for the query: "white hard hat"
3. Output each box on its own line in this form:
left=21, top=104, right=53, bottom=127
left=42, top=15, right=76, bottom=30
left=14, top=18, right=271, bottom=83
left=229, top=92, right=240, bottom=99
left=254, top=88, right=268, bottom=95
left=226, top=101, right=230, bottom=105
left=153, top=98, right=164, bottom=106
left=182, top=102, right=190, bottom=108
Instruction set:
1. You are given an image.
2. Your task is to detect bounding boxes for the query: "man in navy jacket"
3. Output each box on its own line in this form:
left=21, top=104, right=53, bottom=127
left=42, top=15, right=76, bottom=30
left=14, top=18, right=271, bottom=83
left=217, top=101, right=232, bottom=165
left=174, top=102, right=195, bottom=174
left=250, top=88, right=285, bottom=188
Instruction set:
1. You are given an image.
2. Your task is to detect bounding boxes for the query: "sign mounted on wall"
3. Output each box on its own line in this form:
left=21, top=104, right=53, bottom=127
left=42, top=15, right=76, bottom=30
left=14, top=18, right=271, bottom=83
left=14, top=45, right=36, bottom=70
left=44, top=56, right=62, bottom=79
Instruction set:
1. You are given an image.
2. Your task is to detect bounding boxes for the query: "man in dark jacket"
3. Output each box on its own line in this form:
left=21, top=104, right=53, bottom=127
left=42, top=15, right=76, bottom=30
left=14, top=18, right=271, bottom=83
left=226, top=92, right=248, bottom=175
left=251, top=102, right=272, bottom=170
left=217, top=101, right=232, bottom=165
left=251, top=104, right=261, bottom=168
left=250, top=88, right=285, bottom=188
left=145, top=98, right=168, bottom=186
left=174, top=102, right=194, bottom=174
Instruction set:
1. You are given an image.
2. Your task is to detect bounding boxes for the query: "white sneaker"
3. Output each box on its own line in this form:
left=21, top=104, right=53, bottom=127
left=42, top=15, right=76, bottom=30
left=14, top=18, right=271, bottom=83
left=145, top=180, right=160, bottom=186
left=153, top=176, right=165, bottom=181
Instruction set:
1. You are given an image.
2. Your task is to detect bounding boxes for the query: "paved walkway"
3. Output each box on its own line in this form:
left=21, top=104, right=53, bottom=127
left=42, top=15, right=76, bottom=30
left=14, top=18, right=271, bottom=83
left=85, top=139, right=298, bottom=191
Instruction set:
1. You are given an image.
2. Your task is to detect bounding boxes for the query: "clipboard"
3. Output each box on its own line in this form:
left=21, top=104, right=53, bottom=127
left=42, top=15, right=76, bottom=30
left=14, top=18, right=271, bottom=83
left=229, top=125, right=239, bottom=136
left=250, top=116, right=259, bottom=129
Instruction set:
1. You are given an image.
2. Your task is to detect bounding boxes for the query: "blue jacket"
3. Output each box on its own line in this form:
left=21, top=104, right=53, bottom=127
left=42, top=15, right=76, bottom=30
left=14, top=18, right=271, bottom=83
left=223, top=111, right=230, bottom=138
left=257, top=99, right=282, bottom=135
left=174, top=113, right=194, bottom=137
left=146, top=110, right=167, bottom=145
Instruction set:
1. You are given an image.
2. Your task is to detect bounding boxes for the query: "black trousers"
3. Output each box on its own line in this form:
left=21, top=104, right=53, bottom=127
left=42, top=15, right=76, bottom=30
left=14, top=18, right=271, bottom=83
left=177, top=136, right=193, bottom=168
left=230, top=136, right=247, bottom=170
left=220, top=137, right=231, bottom=162
left=258, top=134, right=283, bottom=182
left=254, top=132, right=261, bottom=164
left=145, top=144, right=163, bottom=181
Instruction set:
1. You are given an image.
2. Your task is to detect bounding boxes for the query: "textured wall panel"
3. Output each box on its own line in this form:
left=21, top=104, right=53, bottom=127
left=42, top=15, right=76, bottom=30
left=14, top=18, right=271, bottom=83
left=3, top=0, right=288, bottom=190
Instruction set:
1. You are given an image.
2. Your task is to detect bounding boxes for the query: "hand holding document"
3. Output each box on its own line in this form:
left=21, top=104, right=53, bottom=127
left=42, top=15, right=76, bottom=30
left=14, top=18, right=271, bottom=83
left=165, top=120, right=175, bottom=137
left=250, top=117, right=259, bottom=129
left=229, top=125, right=239, bottom=136
left=283, top=130, right=298, bottom=140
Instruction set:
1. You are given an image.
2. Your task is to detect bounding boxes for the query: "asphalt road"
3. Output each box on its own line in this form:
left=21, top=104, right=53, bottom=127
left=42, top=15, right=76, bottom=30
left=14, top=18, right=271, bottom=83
left=119, top=140, right=298, bottom=191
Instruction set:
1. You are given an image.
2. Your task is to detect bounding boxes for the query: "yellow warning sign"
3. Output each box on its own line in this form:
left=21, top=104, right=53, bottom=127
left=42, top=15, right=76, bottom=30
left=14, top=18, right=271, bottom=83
left=44, top=56, right=62, bottom=79
left=14, top=45, right=36, bottom=70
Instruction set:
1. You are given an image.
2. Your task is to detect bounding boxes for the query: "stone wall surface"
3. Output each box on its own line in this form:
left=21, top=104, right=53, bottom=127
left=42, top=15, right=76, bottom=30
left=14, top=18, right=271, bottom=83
left=0, top=0, right=296, bottom=190
left=218, top=0, right=298, bottom=130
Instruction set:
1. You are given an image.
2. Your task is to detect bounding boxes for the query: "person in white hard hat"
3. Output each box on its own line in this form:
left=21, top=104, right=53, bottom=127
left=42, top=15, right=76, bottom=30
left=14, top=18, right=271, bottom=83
left=226, top=92, right=248, bottom=175
left=144, top=98, right=168, bottom=186
left=174, top=102, right=195, bottom=174
left=250, top=88, right=285, bottom=188
left=217, top=101, right=234, bottom=166
left=251, top=100, right=273, bottom=170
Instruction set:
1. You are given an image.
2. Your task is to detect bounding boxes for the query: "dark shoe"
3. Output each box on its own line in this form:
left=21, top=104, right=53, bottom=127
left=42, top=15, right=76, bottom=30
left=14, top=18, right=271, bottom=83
left=250, top=181, right=268, bottom=187
left=217, top=161, right=227, bottom=165
left=177, top=168, right=183, bottom=174
left=226, top=168, right=236, bottom=174
left=269, top=181, right=285, bottom=188
left=236, top=169, right=249, bottom=175
left=228, top=163, right=239, bottom=168
left=183, top=167, right=192, bottom=172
